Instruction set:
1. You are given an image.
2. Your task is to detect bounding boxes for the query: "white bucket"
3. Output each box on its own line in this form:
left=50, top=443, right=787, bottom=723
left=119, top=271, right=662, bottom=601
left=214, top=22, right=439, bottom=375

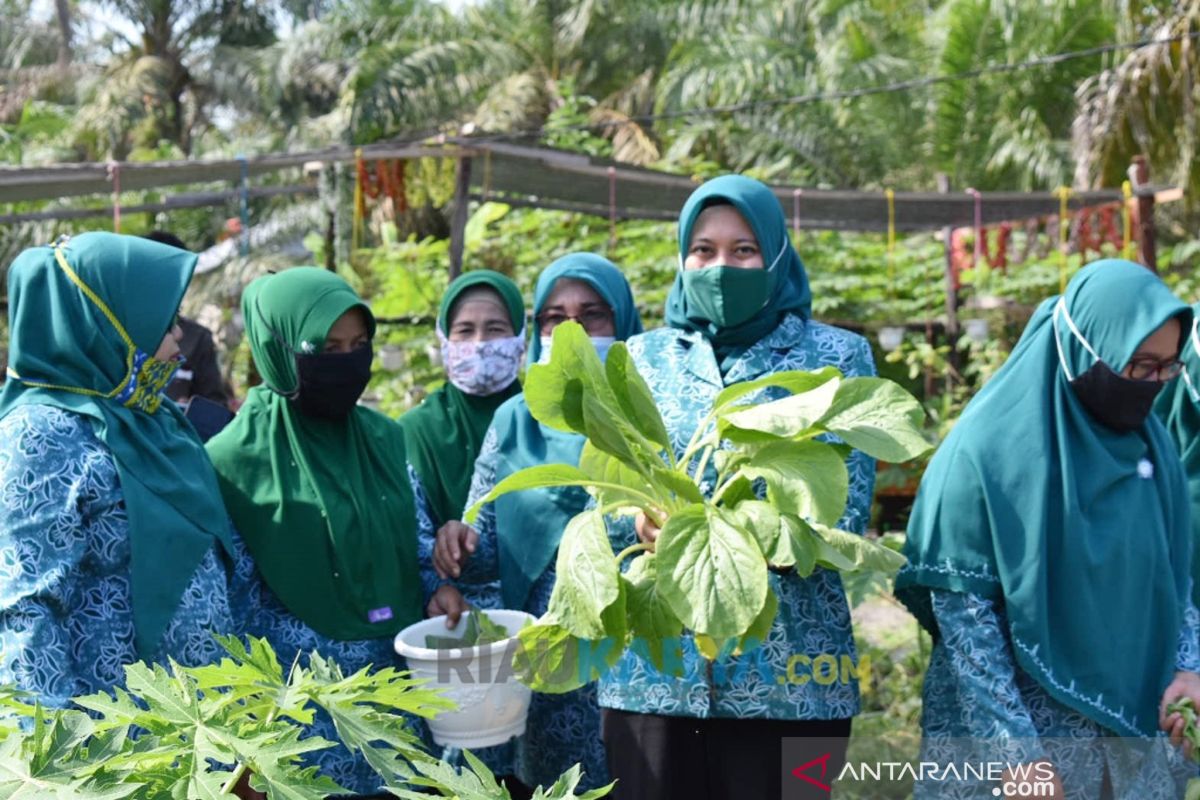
left=394, top=609, right=536, bottom=749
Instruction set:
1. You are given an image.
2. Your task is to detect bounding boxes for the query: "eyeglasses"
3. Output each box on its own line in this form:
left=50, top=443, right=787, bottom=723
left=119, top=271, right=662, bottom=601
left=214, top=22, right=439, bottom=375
left=536, top=308, right=613, bottom=334
left=1126, top=357, right=1184, bottom=382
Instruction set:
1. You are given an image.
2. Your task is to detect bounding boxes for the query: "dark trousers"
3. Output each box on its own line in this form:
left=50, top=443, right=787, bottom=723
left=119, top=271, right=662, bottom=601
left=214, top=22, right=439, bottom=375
left=601, top=709, right=851, bottom=800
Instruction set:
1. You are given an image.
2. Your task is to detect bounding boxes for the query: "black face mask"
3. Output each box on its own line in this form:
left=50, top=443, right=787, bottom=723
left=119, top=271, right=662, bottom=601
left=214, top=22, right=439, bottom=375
left=292, top=344, right=373, bottom=420
left=1069, top=360, right=1164, bottom=433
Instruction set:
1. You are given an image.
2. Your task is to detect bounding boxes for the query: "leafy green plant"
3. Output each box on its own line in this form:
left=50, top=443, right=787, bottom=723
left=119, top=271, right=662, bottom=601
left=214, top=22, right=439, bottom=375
left=425, top=607, right=515, bottom=649
left=465, top=322, right=932, bottom=693
left=0, top=635, right=612, bottom=799
left=1167, top=697, right=1200, bottom=800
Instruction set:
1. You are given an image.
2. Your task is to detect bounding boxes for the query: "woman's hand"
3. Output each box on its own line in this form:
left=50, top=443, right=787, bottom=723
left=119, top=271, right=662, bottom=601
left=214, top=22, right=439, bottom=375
left=635, top=511, right=661, bottom=545
left=433, top=520, right=478, bottom=579
left=427, top=584, right=470, bottom=627
left=1160, top=670, right=1200, bottom=754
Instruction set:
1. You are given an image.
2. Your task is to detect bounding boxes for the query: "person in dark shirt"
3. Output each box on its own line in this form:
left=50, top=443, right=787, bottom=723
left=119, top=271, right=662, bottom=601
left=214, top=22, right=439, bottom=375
left=142, top=231, right=231, bottom=408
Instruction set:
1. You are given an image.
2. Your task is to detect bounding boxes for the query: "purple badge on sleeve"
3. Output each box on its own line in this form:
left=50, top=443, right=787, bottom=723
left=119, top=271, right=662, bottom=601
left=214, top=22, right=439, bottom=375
left=367, top=606, right=393, bottom=624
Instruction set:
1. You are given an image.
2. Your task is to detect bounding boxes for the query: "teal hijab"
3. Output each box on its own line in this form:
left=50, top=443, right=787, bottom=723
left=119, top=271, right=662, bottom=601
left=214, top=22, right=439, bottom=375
left=1154, top=303, right=1200, bottom=606
left=493, top=253, right=643, bottom=610
left=1, top=232, right=232, bottom=657
left=896, top=259, right=1193, bottom=737
left=664, top=174, right=812, bottom=366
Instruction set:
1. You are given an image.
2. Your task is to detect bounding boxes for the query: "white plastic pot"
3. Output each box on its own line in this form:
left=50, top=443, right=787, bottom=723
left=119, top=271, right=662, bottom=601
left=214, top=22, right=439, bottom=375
left=394, top=610, right=536, bottom=749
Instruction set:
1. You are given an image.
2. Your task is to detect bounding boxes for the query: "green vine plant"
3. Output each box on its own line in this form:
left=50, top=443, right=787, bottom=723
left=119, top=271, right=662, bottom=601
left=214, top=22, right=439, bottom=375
left=465, top=322, right=933, bottom=693
left=0, top=635, right=612, bottom=799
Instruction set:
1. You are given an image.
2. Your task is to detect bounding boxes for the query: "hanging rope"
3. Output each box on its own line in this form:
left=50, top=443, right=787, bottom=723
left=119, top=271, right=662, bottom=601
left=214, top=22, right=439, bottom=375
left=106, top=161, right=121, bottom=233
left=482, top=150, right=493, bottom=203
left=792, top=188, right=803, bottom=239
left=352, top=148, right=365, bottom=251
left=885, top=188, right=896, bottom=297
left=1122, top=180, right=1134, bottom=260
left=237, top=155, right=250, bottom=256
left=1055, top=187, right=1072, bottom=292
left=966, top=187, right=983, bottom=266
left=607, top=166, right=618, bottom=252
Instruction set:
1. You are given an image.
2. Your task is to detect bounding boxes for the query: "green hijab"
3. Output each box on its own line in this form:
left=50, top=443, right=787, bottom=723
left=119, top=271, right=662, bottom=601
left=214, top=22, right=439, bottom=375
left=401, top=270, right=525, bottom=525
left=1, top=232, right=232, bottom=657
left=493, top=253, right=643, bottom=610
left=206, top=268, right=421, bottom=641
left=664, top=174, right=812, bottom=367
left=1154, top=303, right=1200, bottom=606
left=897, top=259, right=1193, bottom=737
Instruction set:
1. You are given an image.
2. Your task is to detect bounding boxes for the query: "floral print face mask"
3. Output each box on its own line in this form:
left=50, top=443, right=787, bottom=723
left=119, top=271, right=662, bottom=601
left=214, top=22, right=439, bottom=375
left=438, top=330, right=526, bottom=396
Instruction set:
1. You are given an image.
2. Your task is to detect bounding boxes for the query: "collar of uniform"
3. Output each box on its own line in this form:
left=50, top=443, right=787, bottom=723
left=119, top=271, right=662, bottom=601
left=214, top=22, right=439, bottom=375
left=676, top=313, right=808, bottom=387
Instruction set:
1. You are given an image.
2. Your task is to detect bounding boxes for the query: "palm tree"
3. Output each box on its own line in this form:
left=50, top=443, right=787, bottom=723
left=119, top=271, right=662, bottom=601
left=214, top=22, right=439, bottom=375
left=931, top=0, right=1114, bottom=191
left=1073, top=1, right=1200, bottom=201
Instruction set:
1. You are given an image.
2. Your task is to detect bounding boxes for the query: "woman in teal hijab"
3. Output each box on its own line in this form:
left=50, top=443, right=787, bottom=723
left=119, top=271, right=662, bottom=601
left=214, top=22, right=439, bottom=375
left=897, top=260, right=1200, bottom=798
left=1155, top=304, right=1200, bottom=609
left=0, top=232, right=234, bottom=706
left=206, top=267, right=437, bottom=797
left=592, top=175, right=878, bottom=800
left=426, top=252, right=641, bottom=792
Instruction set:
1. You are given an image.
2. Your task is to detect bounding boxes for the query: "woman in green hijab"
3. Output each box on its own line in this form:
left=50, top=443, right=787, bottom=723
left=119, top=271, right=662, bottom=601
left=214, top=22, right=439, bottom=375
left=400, top=270, right=525, bottom=528
left=427, top=252, right=642, bottom=792
left=206, top=267, right=434, bottom=797
left=898, top=260, right=1200, bottom=798
left=0, top=232, right=234, bottom=706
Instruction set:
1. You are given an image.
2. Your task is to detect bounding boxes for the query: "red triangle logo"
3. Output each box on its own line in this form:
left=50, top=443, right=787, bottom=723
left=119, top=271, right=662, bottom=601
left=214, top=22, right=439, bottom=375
left=791, top=752, right=832, bottom=792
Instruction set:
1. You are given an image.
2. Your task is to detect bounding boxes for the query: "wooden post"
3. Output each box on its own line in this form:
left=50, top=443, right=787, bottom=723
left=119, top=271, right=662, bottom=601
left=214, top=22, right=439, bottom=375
left=1132, top=156, right=1157, bottom=272
left=448, top=157, right=473, bottom=281
left=938, top=173, right=959, bottom=387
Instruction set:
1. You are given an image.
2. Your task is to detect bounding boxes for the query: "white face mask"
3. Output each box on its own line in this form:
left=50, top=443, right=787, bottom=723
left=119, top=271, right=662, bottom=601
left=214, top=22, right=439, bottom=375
left=439, top=331, right=526, bottom=396
left=538, top=336, right=617, bottom=364
left=1183, top=316, right=1200, bottom=403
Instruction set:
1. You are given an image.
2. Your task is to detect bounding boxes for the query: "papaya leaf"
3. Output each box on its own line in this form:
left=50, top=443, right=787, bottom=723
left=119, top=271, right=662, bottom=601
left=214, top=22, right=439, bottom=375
left=656, top=504, right=769, bottom=639
left=816, top=377, right=932, bottom=463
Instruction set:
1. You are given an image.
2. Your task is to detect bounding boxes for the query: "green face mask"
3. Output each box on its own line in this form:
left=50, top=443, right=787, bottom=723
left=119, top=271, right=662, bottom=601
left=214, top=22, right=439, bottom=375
left=680, top=266, right=770, bottom=328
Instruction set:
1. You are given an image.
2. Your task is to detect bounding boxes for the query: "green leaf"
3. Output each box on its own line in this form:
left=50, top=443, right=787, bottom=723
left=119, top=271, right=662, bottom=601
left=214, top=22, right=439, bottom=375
left=718, top=376, right=841, bottom=439
left=811, top=525, right=908, bottom=575
left=734, top=587, right=778, bottom=656
left=547, top=510, right=622, bottom=640
left=766, top=514, right=819, bottom=576
left=579, top=442, right=654, bottom=512
left=464, top=464, right=593, bottom=522
left=605, top=342, right=672, bottom=452
left=723, top=500, right=781, bottom=554
left=524, top=322, right=613, bottom=434
left=713, top=367, right=842, bottom=413
left=656, top=504, right=769, bottom=639
left=622, top=555, right=684, bottom=671
left=816, top=377, right=932, bottom=463
left=742, top=440, right=849, bottom=527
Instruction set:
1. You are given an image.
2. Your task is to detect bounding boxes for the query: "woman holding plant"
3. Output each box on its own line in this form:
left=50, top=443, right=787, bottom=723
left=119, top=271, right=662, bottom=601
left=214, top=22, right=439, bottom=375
left=897, top=260, right=1200, bottom=799
left=0, top=233, right=236, bottom=707
left=601, top=175, right=878, bottom=799
left=429, top=252, right=642, bottom=792
left=206, top=268, right=433, bottom=797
